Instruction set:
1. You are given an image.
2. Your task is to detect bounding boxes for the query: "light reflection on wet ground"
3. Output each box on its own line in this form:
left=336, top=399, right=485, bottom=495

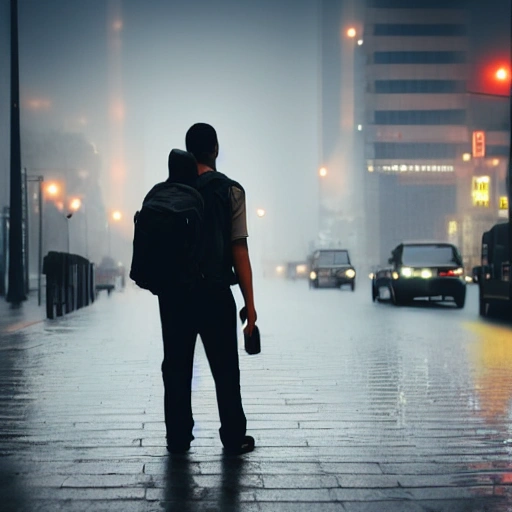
left=0, top=281, right=511, bottom=510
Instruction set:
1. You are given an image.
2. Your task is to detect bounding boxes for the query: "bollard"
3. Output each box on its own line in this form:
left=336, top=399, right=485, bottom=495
left=43, top=251, right=96, bottom=319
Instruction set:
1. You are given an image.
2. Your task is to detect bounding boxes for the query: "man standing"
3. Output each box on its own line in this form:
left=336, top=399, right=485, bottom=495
left=187, top=122, right=257, bottom=455
left=159, top=123, right=257, bottom=455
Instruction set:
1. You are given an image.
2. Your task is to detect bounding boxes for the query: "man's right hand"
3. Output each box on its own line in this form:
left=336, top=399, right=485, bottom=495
left=244, top=305, right=257, bottom=337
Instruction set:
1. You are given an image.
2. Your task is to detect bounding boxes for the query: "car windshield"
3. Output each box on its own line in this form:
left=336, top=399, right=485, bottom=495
left=316, top=251, right=350, bottom=266
left=402, top=245, right=460, bottom=266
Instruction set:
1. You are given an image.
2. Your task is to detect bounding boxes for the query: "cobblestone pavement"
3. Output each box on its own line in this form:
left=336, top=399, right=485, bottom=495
left=1, top=280, right=512, bottom=511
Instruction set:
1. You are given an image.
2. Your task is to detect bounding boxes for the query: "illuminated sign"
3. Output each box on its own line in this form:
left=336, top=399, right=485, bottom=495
left=472, top=130, right=486, bottom=158
left=472, top=176, right=490, bottom=207
left=499, top=196, right=509, bottom=210
left=374, top=164, right=454, bottom=173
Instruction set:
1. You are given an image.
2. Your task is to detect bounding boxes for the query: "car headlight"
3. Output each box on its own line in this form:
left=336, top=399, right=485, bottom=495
left=420, top=269, right=432, bottom=279
left=401, top=267, right=413, bottom=278
left=296, top=264, right=307, bottom=275
left=345, top=269, right=356, bottom=278
left=310, top=271, right=317, bottom=280
left=392, top=271, right=399, bottom=280
left=369, top=272, right=374, bottom=279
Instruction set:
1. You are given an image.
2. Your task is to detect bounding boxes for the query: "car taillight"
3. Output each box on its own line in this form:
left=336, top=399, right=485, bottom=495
left=439, top=268, right=463, bottom=277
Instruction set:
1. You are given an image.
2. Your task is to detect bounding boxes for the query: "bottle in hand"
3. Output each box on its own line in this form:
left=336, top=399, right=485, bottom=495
left=239, top=307, right=261, bottom=355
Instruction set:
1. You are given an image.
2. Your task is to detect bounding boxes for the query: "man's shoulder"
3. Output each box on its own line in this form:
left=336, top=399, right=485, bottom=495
left=197, top=170, right=244, bottom=192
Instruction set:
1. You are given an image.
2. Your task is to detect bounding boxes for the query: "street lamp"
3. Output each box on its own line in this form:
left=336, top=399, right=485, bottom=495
left=107, top=210, right=123, bottom=257
left=346, top=27, right=356, bottom=38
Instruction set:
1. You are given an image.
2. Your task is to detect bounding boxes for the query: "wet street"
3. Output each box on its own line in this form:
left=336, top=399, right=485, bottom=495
left=1, top=278, right=512, bottom=511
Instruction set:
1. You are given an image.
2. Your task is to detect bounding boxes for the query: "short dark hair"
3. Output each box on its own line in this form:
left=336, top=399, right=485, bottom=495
left=185, top=123, right=218, bottom=163
left=167, top=148, right=197, bottom=185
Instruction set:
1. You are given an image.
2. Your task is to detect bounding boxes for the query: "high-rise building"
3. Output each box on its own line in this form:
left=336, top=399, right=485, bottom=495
left=364, top=0, right=473, bottom=264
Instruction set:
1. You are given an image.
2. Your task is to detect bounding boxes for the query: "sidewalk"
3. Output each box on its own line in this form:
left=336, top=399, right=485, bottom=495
left=0, top=290, right=46, bottom=335
left=0, top=282, right=511, bottom=511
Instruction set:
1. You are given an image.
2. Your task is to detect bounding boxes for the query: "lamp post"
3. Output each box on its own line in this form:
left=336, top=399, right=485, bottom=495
left=27, top=175, right=43, bottom=306
left=107, top=210, right=122, bottom=258
left=467, top=64, right=512, bottom=299
left=7, top=0, right=26, bottom=304
left=318, top=167, right=327, bottom=243
left=66, top=197, right=82, bottom=255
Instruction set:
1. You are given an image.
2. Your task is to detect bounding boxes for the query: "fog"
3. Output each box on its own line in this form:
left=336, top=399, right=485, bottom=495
left=0, top=0, right=510, bottom=284
left=1, top=0, right=323, bottom=273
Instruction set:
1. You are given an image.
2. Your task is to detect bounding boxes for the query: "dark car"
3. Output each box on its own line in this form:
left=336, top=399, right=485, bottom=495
left=95, top=256, right=124, bottom=296
left=308, top=249, right=356, bottom=290
left=474, top=222, right=511, bottom=317
left=371, top=241, right=466, bottom=308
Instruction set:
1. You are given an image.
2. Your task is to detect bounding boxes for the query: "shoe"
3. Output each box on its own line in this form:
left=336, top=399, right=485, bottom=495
left=223, top=435, right=255, bottom=455
left=166, top=443, right=190, bottom=455
left=166, top=434, right=194, bottom=454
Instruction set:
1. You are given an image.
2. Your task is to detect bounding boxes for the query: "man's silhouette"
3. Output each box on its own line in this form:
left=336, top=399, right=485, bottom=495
left=159, top=126, right=257, bottom=455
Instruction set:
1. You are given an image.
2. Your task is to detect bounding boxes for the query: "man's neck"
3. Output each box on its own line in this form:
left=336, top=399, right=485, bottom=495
left=197, top=163, right=215, bottom=175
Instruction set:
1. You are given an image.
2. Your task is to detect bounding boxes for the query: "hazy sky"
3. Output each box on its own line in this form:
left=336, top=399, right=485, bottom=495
left=0, top=0, right=510, bottom=264
left=2, top=0, right=320, bottom=263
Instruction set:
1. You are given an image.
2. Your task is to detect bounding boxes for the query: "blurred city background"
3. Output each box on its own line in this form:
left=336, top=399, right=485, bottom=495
left=0, top=0, right=510, bottom=295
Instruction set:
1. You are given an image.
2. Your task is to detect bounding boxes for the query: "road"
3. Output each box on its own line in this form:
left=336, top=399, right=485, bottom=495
left=0, top=278, right=511, bottom=511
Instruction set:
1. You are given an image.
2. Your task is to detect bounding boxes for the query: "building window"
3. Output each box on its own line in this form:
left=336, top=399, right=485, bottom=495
left=373, top=24, right=467, bottom=37
left=374, top=80, right=466, bottom=94
left=375, top=110, right=466, bottom=125
left=374, top=51, right=466, bottom=64
left=486, top=145, right=509, bottom=156
left=374, top=143, right=458, bottom=159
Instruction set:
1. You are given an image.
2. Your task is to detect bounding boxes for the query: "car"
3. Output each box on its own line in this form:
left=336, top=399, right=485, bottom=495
left=95, top=256, right=124, bottom=295
left=371, top=241, right=466, bottom=308
left=286, top=261, right=309, bottom=280
left=308, top=249, right=356, bottom=290
left=474, top=222, right=510, bottom=317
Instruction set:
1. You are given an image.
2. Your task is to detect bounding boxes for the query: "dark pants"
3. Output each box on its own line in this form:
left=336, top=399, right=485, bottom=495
left=158, top=282, right=247, bottom=448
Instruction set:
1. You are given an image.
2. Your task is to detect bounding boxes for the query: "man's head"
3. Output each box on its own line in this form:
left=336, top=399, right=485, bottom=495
left=167, top=149, right=197, bottom=185
left=185, top=123, right=219, bottom=166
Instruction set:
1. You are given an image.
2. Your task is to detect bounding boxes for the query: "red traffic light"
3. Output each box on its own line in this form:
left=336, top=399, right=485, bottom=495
left=495, top=67, right=509, bottom=81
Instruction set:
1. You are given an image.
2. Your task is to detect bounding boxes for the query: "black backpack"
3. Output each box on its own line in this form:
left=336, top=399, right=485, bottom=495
left=129, top=181, right=204, bottom=295
left=196, top=171, right=243, bottom=287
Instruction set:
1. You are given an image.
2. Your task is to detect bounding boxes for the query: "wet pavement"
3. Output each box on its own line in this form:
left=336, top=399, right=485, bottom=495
left=1, top=279, right=512, bottom=511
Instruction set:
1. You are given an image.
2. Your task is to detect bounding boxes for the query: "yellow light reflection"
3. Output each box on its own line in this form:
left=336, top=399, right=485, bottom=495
left=466, top=322, right=512, bottom=423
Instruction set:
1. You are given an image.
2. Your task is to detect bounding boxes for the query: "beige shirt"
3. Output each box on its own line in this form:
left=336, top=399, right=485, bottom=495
left=198, top=166, right=248, bottom=241
left=230, top=186, right=248, bottom=241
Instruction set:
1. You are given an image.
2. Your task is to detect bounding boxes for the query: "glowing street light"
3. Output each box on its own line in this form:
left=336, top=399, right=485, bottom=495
left=256, top=208, right=266, bottom=218
left=69, top=197, right=82, bottom=212
left=45, top=182, right=60, bottom=197
left=111, top=210, right=122, bottom=222
left=347, top=27, right=356, bottom=38
left=319, top=167, right=328, bottom=178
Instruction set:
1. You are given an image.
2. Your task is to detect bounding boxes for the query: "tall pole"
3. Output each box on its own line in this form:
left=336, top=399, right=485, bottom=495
left=509, top=8, right=512, bottom=301
left=7, top=0, right=26, bottom=303
left=38, top=179, right=42, bottom=306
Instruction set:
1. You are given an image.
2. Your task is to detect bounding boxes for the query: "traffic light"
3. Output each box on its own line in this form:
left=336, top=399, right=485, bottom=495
left=470, top=60, right=510, bottom=97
